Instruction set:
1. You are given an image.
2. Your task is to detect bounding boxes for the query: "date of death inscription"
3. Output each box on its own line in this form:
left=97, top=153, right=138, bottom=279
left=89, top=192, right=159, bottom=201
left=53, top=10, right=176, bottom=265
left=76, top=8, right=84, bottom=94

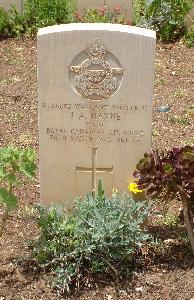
left=46, top=127, right=145, bottom=144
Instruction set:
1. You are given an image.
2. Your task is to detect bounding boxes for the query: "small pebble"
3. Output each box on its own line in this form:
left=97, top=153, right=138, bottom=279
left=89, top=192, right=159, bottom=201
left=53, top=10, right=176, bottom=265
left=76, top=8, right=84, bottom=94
left=157, top=105, right=170, bottom=112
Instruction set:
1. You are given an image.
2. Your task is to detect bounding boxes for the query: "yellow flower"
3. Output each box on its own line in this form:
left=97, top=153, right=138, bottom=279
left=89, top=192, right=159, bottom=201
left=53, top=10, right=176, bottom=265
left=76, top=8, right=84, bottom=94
left=128, top=182, right=143, bottom=194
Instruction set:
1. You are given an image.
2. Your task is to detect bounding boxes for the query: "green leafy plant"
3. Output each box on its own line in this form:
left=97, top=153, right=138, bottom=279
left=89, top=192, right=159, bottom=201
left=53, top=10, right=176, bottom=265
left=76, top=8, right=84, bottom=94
left=0, top=7, right=10, bottom=35
left=0, top=0, right=77, bottom=36
left=133, top=0, right=193, bottom=42
left=132, top=0, right=147, bottom=25
left=32, top=181, right=150, bottom=293
left=23, top=0, right=77, bottom=35
left=146, top=0, right=192, bottom=41
left=74, top=6, right=131, bottom=25
left=0, top=146, right=36, bottom=236
left=0, top=6, right=26, bottom=37
left=133, top=146, right=194, bottom=253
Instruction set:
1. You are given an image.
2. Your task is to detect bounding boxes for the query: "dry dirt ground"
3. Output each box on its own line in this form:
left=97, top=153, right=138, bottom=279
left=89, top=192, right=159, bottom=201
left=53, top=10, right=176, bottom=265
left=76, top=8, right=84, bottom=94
left=0, top=37, right=194, bottom=299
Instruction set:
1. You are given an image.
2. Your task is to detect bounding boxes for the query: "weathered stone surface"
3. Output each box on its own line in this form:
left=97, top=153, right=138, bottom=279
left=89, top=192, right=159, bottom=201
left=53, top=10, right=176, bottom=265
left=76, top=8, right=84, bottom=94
left=38, top=23, right=156, bottom=205
left=0, top=0, right=23, bottom=12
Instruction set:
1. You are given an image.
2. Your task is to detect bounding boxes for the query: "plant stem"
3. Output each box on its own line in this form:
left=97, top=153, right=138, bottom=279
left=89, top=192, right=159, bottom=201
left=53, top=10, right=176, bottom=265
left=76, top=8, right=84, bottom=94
left=103, top=258, right=120, bottom=282
left=0, top=181, right=13, bottom=238
left=179, top=187, right=194, bottom=254
left=0, top=208, right=9, bottom=237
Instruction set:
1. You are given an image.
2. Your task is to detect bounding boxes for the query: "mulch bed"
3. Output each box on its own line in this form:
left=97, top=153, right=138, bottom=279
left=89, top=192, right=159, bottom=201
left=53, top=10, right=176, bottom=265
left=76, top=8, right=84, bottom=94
left=0, top=36, right=194, bottom=299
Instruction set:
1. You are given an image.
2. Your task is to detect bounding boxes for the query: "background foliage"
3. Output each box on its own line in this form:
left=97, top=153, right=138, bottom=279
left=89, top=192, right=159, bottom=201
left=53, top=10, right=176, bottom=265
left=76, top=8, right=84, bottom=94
left=0, top=0, right=193, bottom=44
left=74, top=6, right=129, bottom=25
left=0, top=0, right=77, bottom=36
left=133, top=0, right=193, bottom=41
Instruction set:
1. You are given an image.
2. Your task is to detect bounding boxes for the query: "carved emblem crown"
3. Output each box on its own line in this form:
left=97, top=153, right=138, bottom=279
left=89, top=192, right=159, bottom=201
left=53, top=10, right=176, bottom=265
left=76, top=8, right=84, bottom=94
left=86, top=39, right=107, bottom=59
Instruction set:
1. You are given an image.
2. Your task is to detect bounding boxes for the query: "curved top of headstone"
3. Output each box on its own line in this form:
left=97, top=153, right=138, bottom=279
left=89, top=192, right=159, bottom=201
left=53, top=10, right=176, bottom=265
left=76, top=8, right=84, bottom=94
left=38, top=23, right=156, bottom=39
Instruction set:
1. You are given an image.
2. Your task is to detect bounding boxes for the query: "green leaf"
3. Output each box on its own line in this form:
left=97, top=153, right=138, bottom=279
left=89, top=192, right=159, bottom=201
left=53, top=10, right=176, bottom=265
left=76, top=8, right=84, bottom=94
left=20, top=161, right=36, bottom=178
left=5, top=174, right=17, bottom=183
left=18, top=148, right=36, bottom=178
left=0, top=167, right=6, bottom=179
left=0, top=188, right=18, bottom=211
left=163, top=163, right=174, bottom=174
left=97, top=179, right=105, bottom=201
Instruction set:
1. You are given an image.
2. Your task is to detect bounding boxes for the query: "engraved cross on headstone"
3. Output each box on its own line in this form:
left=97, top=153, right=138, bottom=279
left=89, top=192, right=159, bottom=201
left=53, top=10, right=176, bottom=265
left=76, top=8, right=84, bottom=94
left=76, top=148, right=113, bottom=195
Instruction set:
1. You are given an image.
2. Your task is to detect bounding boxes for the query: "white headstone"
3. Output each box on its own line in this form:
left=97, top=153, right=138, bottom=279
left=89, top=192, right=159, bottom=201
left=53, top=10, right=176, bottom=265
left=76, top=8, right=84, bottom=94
left=38, top=23, right=156, bottom=205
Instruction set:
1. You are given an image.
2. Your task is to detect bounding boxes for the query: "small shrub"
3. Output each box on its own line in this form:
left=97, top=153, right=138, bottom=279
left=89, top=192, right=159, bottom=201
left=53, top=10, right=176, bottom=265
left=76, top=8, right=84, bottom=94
left=0, top=7, right=9, bottom=35
left=32, top=181, right=150, bottom=293
left=0, top=6, right=26, bottom=37
left=133, top=0, right=193, bottom=42
left=0, top=146, right=36, bottom=236
left=23, top=0, right=77, bottom=35
left=0, top=0, right=77, bottom=36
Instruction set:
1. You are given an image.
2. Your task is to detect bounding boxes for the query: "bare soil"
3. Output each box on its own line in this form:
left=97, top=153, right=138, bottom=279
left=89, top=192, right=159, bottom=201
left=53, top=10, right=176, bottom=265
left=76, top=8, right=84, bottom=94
left=0, top=37, right=194, bottom=300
